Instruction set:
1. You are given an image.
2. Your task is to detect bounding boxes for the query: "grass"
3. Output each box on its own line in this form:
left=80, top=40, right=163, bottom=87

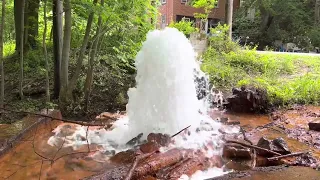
left=201, top=48, right=320, bottom=106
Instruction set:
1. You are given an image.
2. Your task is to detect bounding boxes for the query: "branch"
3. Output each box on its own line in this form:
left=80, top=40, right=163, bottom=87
left=0, top=107, right=105, bottom=126
left=267, top=151, right=308, bottom=161
left=171, top=125, right=191, bottom=138
left=226, top=140, right=282, bottom=156
left=240, top=127, right=256, bottom=168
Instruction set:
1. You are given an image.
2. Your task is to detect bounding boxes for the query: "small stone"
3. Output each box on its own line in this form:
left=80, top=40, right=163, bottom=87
left=309, top=119, right=320, bottom=131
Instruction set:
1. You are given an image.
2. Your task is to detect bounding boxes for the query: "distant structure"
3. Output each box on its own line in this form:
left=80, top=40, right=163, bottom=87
left=157, top=0, right=241, bottom=33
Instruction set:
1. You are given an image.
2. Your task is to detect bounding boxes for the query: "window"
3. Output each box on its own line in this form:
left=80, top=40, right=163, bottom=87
left=161, top=0, right=166, bottom=4
left=182, top=17, right=191, bottom=22
left=181, top=0, right=187, bottom=3
left=214, top=0, right=219, bottom=8
left=161, top=15, right=166, bottom=24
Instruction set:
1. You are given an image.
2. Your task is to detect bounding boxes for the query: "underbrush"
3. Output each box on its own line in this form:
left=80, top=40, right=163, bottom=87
left=201, top=25, right=320, bottom=106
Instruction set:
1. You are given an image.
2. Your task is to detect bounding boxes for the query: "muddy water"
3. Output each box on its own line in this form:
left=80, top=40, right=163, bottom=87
left=0, top=116, right=38, bottom=142
left=0, top=120, right=113, bottom=180
left=0, top=107, right=319, bottom=180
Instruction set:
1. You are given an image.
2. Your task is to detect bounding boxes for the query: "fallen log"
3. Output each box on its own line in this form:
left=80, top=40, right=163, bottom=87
left=125, top=151, right=158, bottom=180
left=158, top=157, right=208, bottom=180
left=133, top=149, right=192, bottom=178
left=84, top=149, right=193, bottom=180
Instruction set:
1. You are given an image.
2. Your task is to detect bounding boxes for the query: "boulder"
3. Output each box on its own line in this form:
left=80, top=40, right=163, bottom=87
left=309, top=119, right=320, bottom=132
left=225, top=86, right=268, bottom=113
left=257, top=137, right=291, bottom=156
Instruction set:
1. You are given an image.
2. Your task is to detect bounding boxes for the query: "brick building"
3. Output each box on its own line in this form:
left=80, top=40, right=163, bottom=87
left=158, top=0, right=241, bottom=32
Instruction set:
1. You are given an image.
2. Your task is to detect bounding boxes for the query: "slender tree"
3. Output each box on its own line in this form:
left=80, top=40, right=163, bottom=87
left=24, top=0, right=40, bottom=49
left=316, top=0, right=320, bottom=25
left=84, top=0, right=104, bottom=112
left=19, top=0, right=25, bottom=99
left=0, top=0, right=6, bottom=108
left=13, top=0, right=23, bottom=52
left=67, top=0, right=98, bottom=98
left=59, top=0, right=72, bottom=105
left=43, top=0, right=50, bottom=102
left=227, top=0, right=233, bottom=39
left=52, top=0, right=63, bottom=99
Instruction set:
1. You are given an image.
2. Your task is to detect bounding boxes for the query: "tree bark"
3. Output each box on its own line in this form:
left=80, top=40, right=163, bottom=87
left=43, top=0, right=50, bottom=102
left=14, top=0, right=23, bottom=52
left=316, top=0, right=320, bottom=25
left=227, top=0, right=233, bottom=39
left=59, top=0, right=72, bottom=104
left=84, top=0, right=104, bottom=112
left=24, top=0, right=40, bottom=49
left=0, top=0, right=6, bottom=108
left=67, top=0, right=98, bottom=98
left=52, top=0, right=63, bottom=99
left=19, top=0, right=26, bottom=99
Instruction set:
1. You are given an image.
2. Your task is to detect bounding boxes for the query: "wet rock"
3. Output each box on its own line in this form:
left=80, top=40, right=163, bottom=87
left=194, top=68, right=209, bottom=100
left=147, top=133, right=171, bottom=146
left=140, top=142, right=161, bottom=153
left=126, top=133, right=144, bottom=146
left=225, top=86, right=268, bottom=113
left=309, top=119, right=320, bottom=131
left=257, top=137, right=291, bottom=156
left=110, top=149, right=137, bottom=164
left=223, top=144, right=252, bottom=159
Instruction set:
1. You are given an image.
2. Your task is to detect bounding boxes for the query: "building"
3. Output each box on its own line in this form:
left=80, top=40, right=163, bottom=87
left=158, top=0, right=241, bottom=33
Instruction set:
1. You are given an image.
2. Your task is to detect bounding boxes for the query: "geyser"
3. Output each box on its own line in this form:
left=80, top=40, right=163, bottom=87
left=125, top=27, right=204, bottom=140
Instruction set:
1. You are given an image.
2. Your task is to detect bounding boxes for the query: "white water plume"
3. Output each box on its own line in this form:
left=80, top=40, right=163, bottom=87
left=48, top=27, right=238, bottom=179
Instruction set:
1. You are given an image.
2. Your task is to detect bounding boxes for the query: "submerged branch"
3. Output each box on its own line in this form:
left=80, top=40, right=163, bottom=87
left=0, top=107, right=105, bottom=126
left=267, top=151, right=308, bottom=161
left=226, top=140, right=282, bottom=156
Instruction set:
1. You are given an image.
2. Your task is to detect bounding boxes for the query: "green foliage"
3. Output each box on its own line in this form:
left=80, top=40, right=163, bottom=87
left=234, top=0, right=316, bottom=49
left=202, top=46, right=320, bottom=106
left=208, top=24, right=240, bottom=53
left=190, top=0, right=217, bottom=19
left=169, top=20, right=199, bottom=37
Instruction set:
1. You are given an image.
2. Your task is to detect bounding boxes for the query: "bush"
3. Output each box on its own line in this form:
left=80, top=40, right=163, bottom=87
left=169, top=20, right=199, bottom=38
left=207, top=24, right=239, bottom=53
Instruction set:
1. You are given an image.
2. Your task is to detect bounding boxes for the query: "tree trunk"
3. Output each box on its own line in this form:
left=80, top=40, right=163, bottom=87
left=52, top=0, right=63, bottom=99
left=84, top=0, right=104, bottom=112
left=19, top=0, right=26, bottom=99
left=59, top=0, right=72, bottom=104
left=67, top=0, right=98, bottom=98
left=227, top=0, right=233, bottom=39
left=0, top=0, right=6, bottom=108
left=24, top=0, right=40, bottom=49
left=14, top=0, right=23, bottom=52
left=43, top=0, right=50, bottom=102
left=225, top=0, right=229, bottom=24
left=316, top=0, right=320, bottom=25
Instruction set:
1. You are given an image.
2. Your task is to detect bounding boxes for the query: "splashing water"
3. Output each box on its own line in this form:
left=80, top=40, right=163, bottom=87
left=48, top=27, right=238, bottom=179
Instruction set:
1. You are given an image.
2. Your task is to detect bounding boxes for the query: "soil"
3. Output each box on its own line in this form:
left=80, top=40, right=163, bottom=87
left=210, top=165, right=320, bottom=180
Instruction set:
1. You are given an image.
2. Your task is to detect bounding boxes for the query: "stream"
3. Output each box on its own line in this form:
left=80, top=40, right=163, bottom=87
left=0, top=106, right=319, bottom=179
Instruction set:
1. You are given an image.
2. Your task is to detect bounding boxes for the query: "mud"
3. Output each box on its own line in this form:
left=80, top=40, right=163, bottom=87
left=210, top=165, right=320, bottom=180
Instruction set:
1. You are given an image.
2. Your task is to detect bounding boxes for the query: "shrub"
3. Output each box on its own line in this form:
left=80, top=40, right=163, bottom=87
left=169, top=20, right=199, bottom=38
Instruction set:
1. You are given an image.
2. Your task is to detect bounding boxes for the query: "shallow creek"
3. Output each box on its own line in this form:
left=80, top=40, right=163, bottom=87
left=0, top=107, right=319, bottom=179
